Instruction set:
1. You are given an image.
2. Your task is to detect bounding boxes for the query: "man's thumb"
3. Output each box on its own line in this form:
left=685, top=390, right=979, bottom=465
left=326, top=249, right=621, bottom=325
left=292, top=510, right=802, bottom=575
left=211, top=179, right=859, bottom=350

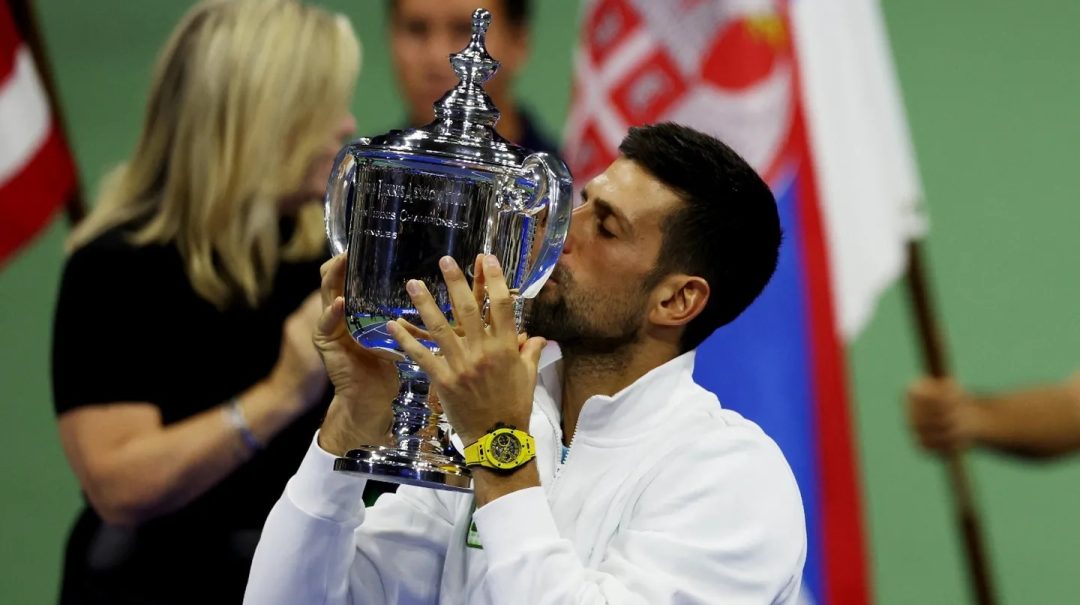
left=521, top=336, right=547, bottom=368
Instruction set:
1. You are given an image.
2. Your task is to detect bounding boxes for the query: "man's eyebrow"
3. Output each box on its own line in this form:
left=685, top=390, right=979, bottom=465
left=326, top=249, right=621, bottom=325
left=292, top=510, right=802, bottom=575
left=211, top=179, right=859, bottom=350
left=592, top=197, right=634, bottom=236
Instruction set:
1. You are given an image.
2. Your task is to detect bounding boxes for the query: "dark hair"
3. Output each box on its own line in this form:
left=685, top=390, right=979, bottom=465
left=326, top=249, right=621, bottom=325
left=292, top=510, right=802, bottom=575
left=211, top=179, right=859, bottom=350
left=387, top=0, right=532, bottom=28
left=619, top=123, right=782, bottom=352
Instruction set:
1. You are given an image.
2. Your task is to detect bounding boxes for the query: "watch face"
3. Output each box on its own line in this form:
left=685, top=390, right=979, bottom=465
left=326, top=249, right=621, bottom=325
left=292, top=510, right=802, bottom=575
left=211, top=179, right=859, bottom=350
left=490, top=432, right=522, bottom=464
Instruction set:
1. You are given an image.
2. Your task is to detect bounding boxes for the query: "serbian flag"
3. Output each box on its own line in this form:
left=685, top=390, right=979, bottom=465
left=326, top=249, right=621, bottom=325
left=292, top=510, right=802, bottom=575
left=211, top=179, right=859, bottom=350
left=0, top=0, right=78, bottom=266
left=564, top=0, right=925, bottom=602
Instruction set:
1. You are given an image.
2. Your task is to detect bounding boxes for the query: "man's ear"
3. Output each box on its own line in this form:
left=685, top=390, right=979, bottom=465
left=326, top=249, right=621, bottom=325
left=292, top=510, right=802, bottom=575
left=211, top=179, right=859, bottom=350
left=648, top=274, right=709, bottom=328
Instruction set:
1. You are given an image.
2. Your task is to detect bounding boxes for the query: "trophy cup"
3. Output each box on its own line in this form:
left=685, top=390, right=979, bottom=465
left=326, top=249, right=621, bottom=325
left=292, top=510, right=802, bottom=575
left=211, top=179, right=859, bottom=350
left=323, top=8, right=572, bottom=492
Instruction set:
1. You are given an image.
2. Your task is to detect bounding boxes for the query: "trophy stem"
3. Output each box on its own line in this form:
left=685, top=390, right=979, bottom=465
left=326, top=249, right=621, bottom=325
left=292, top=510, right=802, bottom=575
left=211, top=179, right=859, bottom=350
left=390, top=359, right=447, bottom=456
left=332, top=351, right=473, bottom=493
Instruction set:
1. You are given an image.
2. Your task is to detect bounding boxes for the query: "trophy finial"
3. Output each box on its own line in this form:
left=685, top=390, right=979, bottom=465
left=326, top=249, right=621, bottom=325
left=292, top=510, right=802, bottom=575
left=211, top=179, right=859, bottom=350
left=431, top=7, right=502, bottom=130
left=473, top=8, right=492, bottom=33
left=447, top=8, right=499, bottom=85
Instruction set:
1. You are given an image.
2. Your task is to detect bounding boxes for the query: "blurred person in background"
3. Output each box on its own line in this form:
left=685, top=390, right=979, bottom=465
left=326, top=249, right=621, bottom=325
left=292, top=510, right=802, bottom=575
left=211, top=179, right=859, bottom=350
left=907, top=373, right=1080, bottom=459
left=50, top=0, right=361, bottom=602
left=388, top=0, right=558, bottom=155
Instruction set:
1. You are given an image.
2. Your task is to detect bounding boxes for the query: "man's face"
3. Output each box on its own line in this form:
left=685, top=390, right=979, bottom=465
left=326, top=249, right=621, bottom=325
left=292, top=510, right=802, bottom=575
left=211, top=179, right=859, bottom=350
left=529, top=158, right=682, bottom=353
left=389, top=0, right=527, bottom=124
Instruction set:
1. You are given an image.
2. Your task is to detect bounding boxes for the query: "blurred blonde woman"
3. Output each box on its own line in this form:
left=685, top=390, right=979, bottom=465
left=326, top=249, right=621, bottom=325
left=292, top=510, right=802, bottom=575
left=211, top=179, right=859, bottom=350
left=50, top=1, right=359, bottom=602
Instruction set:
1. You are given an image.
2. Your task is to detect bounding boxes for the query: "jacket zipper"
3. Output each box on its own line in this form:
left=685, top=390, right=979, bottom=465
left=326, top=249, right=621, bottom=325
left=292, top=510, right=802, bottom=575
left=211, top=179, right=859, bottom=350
left=552, top=426, right=579, bottom=485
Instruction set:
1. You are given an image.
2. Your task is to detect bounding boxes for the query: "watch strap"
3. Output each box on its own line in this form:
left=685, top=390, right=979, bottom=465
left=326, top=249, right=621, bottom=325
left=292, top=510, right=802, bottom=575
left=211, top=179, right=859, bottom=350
left=463, top=439, right=485, bottom=466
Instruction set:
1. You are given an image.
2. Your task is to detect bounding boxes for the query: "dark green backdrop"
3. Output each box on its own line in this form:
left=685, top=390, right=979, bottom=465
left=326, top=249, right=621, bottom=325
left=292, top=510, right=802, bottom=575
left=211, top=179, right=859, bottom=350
left=2, top=1, right=1078, bottom=602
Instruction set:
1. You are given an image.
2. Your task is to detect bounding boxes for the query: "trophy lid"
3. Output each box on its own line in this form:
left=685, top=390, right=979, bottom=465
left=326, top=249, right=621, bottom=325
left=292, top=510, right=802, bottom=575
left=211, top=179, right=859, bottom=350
left=361, top=8, right=529, bottom=168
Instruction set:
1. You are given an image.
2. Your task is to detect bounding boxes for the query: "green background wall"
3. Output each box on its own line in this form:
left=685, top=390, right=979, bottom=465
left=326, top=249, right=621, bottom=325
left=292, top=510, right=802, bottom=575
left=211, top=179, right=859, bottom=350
left=2, top=1, right=1078, bottom=602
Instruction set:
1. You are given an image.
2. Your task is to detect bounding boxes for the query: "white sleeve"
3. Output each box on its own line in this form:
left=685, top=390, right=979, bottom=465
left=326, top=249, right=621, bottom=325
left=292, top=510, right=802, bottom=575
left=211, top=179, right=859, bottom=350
left=244, top=434, right=457, bottom=605
left=471, top=431, right=806, bottom=604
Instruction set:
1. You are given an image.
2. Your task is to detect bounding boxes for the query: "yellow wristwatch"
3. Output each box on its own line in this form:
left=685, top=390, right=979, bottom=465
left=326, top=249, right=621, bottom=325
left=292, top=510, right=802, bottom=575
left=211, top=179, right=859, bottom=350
left=463, top=424, right=536, bottom=471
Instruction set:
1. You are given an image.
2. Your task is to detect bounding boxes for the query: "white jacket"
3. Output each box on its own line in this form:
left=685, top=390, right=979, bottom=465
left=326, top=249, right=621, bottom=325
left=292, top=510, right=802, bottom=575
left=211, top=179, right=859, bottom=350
left=245, top=347, right=806, bottom=604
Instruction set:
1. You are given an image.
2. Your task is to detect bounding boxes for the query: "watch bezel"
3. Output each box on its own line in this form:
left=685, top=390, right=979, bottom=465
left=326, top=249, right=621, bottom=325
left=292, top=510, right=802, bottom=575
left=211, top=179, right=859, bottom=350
left=487, top=429, right=524, bottom=467
left=465, top=427, right=534, bottom=471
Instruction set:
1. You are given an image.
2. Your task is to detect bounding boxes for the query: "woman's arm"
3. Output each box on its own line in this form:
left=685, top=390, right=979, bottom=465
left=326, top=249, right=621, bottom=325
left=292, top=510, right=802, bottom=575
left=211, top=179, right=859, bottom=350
left=57, top=292, right=329, bottom=527
left=59, top=380, right=299, bottom=526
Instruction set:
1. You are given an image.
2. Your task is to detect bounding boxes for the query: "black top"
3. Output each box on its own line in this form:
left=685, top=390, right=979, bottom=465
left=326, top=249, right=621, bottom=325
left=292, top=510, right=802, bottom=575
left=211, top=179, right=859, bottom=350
left=51, top=225, right=330, bottom=604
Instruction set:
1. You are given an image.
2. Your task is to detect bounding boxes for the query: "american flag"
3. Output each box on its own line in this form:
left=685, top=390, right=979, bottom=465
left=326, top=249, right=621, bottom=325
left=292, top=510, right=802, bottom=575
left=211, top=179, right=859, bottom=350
left=0, top=0, right=78, bottom=266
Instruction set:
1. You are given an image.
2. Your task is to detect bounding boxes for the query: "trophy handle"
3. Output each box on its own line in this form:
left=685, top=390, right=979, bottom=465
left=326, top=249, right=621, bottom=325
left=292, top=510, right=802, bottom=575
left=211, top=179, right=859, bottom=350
left=516, top=152, right=573, bottom=299
left=323, top=139, right=368, bottom=255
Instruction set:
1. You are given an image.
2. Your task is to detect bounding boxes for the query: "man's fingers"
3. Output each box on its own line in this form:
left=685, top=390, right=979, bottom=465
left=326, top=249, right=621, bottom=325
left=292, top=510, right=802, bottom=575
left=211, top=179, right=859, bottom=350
left=398, top=317, right=466, bottom=340
left=481, top=255, right=516, bottom=341
left=320, top=253, right=348, bottom=308
left=520, top=336, right=547, bottom=370
left=398, top=319, right=436, bottom=341
left=405, top=279, right=464, bottom=360
left=439, top=256, right=484, bottom=342
left=472, top=253, right=487, bottom=316
left=316, top=296, right=347, bottom=341
left=387, top=319, right=447, bottom=381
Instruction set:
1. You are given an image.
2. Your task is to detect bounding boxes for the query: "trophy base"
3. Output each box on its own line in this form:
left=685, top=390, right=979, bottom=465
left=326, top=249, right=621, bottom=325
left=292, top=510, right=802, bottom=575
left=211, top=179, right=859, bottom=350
left=334, top=445, right=473, bottom=493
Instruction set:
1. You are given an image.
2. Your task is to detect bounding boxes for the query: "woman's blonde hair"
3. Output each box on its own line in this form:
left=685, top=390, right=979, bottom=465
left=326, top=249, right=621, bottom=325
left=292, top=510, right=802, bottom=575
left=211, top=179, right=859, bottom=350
left=68, top=0, right=360, bottom=307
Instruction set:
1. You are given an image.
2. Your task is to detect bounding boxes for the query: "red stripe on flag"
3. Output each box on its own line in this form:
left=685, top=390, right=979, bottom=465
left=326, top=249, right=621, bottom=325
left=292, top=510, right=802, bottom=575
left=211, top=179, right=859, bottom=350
left=585, top=0, right=641, bottom=67
left=0, top=2, right=20, bottom=82
left=792, top=103, right=871, bottom=604
left=0, top=125, right=77, bottom=265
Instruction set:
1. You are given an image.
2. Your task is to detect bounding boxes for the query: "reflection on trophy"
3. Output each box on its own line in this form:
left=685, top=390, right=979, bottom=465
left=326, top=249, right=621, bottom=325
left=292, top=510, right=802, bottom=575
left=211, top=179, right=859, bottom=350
left=323, top=8, right=572, bottom=492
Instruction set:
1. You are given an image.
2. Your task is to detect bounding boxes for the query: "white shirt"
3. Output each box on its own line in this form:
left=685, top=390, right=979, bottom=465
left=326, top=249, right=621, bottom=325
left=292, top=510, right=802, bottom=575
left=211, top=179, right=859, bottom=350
left=245, top=346, right=806, bottom=604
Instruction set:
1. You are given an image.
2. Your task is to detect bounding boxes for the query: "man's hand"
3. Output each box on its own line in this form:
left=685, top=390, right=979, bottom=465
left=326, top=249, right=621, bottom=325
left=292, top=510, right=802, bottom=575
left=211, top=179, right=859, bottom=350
left=314, top=254, right=399, bottom=455
left=268, top=291, right=331, bottom=411
left=906, top=376, right=982, bottom=453
left=387, top=255, right=546, bottom=447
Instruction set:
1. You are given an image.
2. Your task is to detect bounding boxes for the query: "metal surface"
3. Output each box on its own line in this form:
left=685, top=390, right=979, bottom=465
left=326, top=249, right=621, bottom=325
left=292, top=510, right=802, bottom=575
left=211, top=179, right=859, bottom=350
left=322, top=8, right=573, bottom=492
left=334, top=446, right=473, bottom=493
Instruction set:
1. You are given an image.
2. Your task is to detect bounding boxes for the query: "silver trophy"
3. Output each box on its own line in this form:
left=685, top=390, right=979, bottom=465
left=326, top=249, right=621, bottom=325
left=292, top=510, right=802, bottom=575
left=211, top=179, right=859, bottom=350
left=323, top=8, right=572, bottom=492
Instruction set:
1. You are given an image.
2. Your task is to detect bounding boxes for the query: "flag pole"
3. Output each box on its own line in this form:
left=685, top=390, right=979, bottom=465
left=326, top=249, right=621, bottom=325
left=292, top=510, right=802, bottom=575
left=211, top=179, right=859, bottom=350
left=904, top=240, right=996, bottom=605
left=8, top=0, right=85, bottom=225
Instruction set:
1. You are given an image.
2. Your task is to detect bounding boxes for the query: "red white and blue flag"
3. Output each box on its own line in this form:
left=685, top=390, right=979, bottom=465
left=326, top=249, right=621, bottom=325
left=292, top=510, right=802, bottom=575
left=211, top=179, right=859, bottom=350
left=0, top=0, right=78, bottom=266
left=564, top=1, right=925, bottom=602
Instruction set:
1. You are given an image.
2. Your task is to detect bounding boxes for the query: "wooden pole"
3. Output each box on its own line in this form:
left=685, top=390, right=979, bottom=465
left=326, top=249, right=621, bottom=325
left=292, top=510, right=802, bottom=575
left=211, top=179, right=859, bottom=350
left=904, top=240, right=996, bottom=605
left=8, top=0, right=86, bottom=225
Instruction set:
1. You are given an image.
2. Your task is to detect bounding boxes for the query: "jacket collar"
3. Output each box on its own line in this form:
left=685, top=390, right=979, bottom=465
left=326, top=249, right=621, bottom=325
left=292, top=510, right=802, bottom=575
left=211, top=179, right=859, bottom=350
left=535, top=343, right=700, bottom=445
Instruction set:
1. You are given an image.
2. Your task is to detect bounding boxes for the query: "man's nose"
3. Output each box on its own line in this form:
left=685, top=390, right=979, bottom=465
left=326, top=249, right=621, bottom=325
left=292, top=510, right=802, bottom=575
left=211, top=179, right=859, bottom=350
left=561, top=210, right=584, bottom=255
